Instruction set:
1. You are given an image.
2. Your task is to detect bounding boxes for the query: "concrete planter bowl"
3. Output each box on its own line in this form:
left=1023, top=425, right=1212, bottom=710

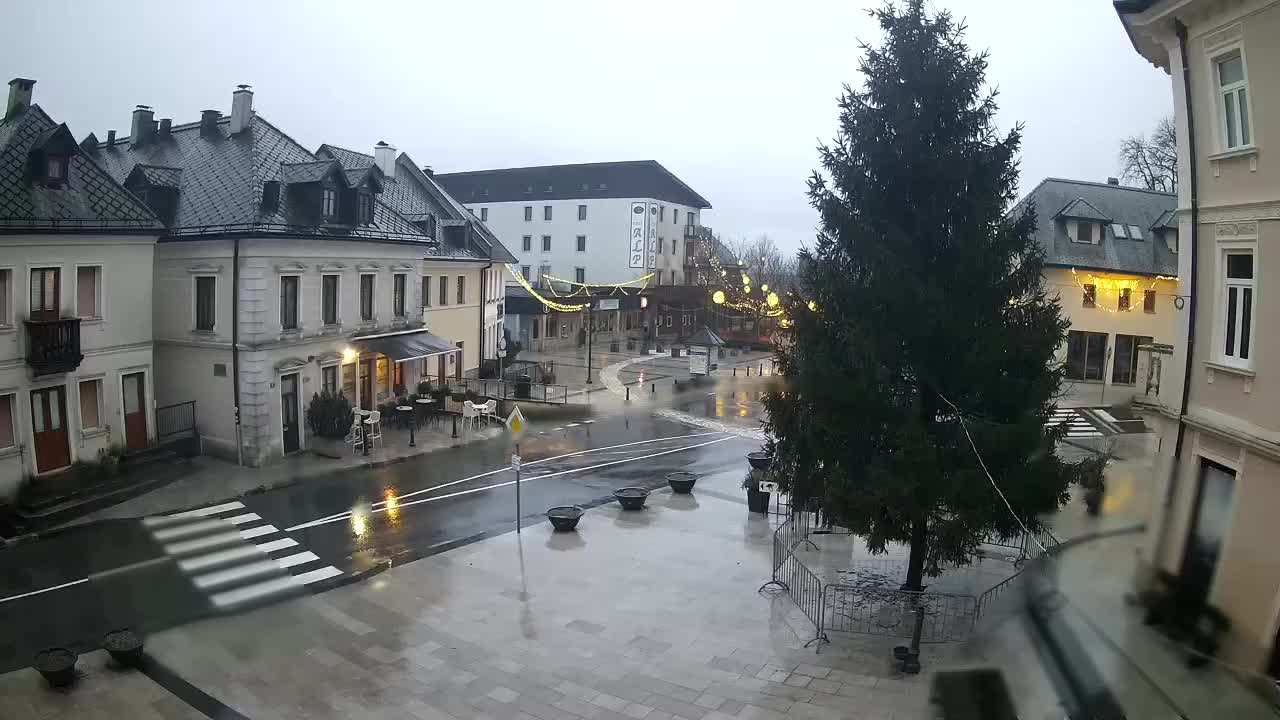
left=613, top=487, right=650, bottom=510
left=665, top=472, right=699, bottom=494
left=547, top=506, right=584, bottom=531
left=33, top=648, right=77, bottom=688
left=104, top=629, right=144, bottom=667
left=747, top=451, right=773, bottom=471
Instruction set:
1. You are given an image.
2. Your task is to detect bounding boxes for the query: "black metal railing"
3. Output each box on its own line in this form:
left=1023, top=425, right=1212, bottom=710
left=684, top=224, right=714, bottom=241
left=460, top=378, right=569, bottom=404
left=24, top=317, right=83, bottom=376
left=821, top=584, right=978, bottom=643
left=156, top=401, right=197, bottom=442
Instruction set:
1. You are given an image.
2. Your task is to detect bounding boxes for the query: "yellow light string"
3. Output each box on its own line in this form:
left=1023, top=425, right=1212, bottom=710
left=542, top=273, right=653, bottom=298
left=505, top=264, right=590, bottom=312
left=1069, top=268, right=1179, bottom=314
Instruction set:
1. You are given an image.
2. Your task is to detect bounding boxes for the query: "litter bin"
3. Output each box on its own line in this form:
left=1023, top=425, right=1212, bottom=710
left=515, top=374, right=532, bottom=399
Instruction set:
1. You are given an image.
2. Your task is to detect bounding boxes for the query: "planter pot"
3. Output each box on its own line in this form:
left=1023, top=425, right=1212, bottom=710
left=666, top=472, right=698, bottom=494
left=613, top=487, right=650, bottom=510
left=746, top=488, right=771, bottom=514
left=610, top=341, right=620, bottom=353
left=104, top=629, right=144, bottom=667
left=747, top=451, right=773, bottom=471
left=33, top=648, right=77, bottom=688
left=546, top=506, right=584, bottom=531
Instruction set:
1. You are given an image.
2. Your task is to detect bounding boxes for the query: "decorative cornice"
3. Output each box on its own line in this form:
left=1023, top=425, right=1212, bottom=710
left=1203, top=22, right=1243, bottom=52
left=315, top=351, right=343, bottom=365
left=390, top=262, right=416, bottom=272
left=186, top=262, right=223, bottom=274
left=1215, top=221, right=1258, bottom=241
left=316, top=262, right=346, bottom=273
left=356, top=262, right=381, bottom=272
left=275, top=261, right=308, bottom=274
left=1198, top=201, right=1280, bottom=224
left=273, top=356, right=310, bottom=372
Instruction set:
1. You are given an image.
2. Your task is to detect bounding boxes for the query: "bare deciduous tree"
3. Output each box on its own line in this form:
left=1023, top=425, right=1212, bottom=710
left=725, top=235, right=799, bottom=294
left=1119, top=115, right=1177, bottom=193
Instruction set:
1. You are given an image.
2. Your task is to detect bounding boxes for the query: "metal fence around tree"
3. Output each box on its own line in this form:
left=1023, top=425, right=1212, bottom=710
left=762, top=508, right=1060, bottom=651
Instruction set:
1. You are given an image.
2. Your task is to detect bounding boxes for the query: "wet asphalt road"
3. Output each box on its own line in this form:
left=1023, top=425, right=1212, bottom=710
left=0, top=384, right=768, bottom=673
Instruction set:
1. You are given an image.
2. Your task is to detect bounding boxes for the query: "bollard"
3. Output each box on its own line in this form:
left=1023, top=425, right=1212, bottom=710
left=747, top=366, right=751, bottom=376
left=733, top=367, right=737, bottom=376
left=759, top=363, right=763, bottom=375
left=626, top=387, right=630, bottom=401
left=452, top=414, right=458, bottom=439
left=651, top=383, right=655, bottom=393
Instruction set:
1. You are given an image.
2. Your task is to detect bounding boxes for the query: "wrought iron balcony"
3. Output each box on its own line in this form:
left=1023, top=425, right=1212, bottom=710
left=25, top=317, right=83, bottom=376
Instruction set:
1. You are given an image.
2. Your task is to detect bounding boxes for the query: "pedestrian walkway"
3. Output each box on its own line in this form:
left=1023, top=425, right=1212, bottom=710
left=143, top=500, right=342, bottom=612
left=1047, top=407, right=1103, bottom=438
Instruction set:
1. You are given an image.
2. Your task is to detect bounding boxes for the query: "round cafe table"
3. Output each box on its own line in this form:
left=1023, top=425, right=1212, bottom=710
left=397, top=405, right=415, bottom=446
left=415, top=397, right=434, bottom=429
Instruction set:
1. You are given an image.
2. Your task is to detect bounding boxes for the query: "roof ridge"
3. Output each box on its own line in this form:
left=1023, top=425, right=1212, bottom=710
left=436, top=160, right=657, bottom=176
left=319, top=142, right=373, bottom=160
left=1043, top=176, right=1175, bottom=197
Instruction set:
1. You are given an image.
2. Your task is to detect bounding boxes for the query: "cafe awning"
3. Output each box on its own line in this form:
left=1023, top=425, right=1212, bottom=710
left=351, top=329, right=458, bottom=363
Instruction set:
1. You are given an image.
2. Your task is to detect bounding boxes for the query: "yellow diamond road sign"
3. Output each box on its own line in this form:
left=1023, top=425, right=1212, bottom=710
left=505, top=405, right=527, bottom=436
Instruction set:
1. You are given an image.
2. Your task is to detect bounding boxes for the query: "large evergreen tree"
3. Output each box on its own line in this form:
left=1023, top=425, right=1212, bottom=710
left=764, top=0, right=1077, bottom=592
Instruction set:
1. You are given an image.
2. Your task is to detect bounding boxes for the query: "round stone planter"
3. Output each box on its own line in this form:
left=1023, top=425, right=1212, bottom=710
left=613, top=487, right=650, bottom=510
left=104, top=629, right=144, bottom=667
left=747, top=451, right=773, bottom=471
left=547, top=506, right=584, bottom=531
left=665, top=472, right=698, bottom=494
left=33, top=648, right=77, bottom=688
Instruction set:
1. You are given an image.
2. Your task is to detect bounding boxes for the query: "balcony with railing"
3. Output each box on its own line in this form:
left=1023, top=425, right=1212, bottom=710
left=25, top=317, right=83, bottom=376
left=683, top=224, right=714, bottom=241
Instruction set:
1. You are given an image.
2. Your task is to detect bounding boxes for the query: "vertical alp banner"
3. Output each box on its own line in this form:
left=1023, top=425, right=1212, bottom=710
left=629, top=202, right=646, bottom=268
left=647, top=202, right=659, bottom=269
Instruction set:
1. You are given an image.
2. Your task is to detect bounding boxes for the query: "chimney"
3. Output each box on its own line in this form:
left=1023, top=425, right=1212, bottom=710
left=158, top=118, right=172, bottom=137
left=1107, top=177, right=1120, bottom=185
left=230, top=84, right=253, bottom=134
left=5, top=78, right=34, bottom=121
left=199, top=110, right=221, bottom=138
left=131, top=105, right=155, bottom=147
left=107, top=129, right=116, bottom=145
left=374, top=141, right=396, bottom=178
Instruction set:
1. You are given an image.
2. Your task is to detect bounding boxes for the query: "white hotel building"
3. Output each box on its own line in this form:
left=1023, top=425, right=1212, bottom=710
left=436, top=161, right=711, bottom=288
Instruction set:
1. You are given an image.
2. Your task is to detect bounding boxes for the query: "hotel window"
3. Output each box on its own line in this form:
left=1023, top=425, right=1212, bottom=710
left=542, top=235, right=551, bottom=252
left=393, top=273, right=407, bottom=318
left=522, top=235, right=532, bottom=251
left=524, top=206, right=532, bottom=221
left=457, top=275, right=466, bottom=304
left=1118, top=287, right=1131, bottom=312
left=195, top=276, right=216, bottom=331
left=79, top=379, right=102, bottom=430
left=1065, top=330, right=1107, bottom=381
left=0, top=394, right=13, bottom=450
left=439, top=275, right=449, bottom=306
left=280, top=275, right=299, bottom=330
left=77, top=266, right=101, bottom=319
left=322, top=275, right=339, bottom=325
left=1216, top=53, right=1251, bottom=149
left=1082, top=284, right=1096, bottom=308
left=1143, top=289, right=1156, bottom=314
left=1222, top=251, right=1254, bottom=365
left=322, top=365, right=338, bottom=395
left=575, top=267, right=586, bottom=283
left=544, top=205, right=553, bottom=221
left=421, top=276, right=431, bottom=308
left=480, top=207, right=488, bottom=222
left=360, top=274, right=375, bottom=321
left=322, top=187, right=339, bottom=219
left=578, top=204, right=587, bottom=221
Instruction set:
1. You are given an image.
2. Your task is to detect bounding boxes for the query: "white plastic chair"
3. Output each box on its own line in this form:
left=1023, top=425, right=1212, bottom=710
left=481, top=399, right=497, bottom=427
left=364, top=410, right=382, bottom=450
left=345, top=417, right=364, bottom=454
left=462, top=401, right=479, bottom=433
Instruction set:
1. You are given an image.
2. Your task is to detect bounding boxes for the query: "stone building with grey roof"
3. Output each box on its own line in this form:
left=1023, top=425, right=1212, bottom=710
left=1015, top=177, right=1178, bottom=403
left=87, top=84, right=513, bottom=465
left=0, top=78, right=163, bottom=497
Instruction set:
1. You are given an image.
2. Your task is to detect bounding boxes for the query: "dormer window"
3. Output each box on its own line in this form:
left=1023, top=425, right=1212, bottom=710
left=46, top=154, right=67, bottom=183
left=357, top=192, right=374, bottom=225
left=426, top=215, right=437, bottom=240
left=322, top=187, right=339, bottom=219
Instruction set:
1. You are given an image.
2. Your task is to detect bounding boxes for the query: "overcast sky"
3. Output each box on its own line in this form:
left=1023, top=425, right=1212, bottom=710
left=3, top=0, right=1171, bottom=255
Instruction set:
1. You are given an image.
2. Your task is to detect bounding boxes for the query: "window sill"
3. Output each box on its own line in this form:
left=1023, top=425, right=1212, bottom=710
left=1208, top=145, right=1259, bottom=174
left=82, top=427, right=110, bottom=440
left=0, top=446, right=19, bottom=460
left=80, top=317, right=105, bottom=326
left=0, top=324, right=15, bottom=334
left=190, top=329, right=217, bottom=337
left=1205, top=360, right=1255, bottom=378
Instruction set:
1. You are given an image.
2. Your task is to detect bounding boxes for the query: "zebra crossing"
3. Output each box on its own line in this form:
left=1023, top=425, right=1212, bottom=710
left=1046, top=408, right=1103, bottom=438
left=143, top=500, right=341, bottom=612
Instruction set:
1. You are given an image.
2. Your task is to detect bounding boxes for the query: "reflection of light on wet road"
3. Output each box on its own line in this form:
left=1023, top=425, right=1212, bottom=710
left=351, top=511, right=367, bottom=537
left=384, top=490, right=400, bottom=523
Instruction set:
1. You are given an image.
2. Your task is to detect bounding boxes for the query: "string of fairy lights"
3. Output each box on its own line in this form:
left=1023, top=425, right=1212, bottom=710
left=1066, top=268, right=1179, bottom=314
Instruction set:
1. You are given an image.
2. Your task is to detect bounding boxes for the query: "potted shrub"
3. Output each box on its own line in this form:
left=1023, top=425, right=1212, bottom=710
left=306, top=391, right=353, bottom=458
left=103, top=629, right=143, bottom=667
left=416, top=381, right=432, bottom=397
left=1076, top=450, right=1111, bottom=517
left=666, top=472, right=698, bottom=494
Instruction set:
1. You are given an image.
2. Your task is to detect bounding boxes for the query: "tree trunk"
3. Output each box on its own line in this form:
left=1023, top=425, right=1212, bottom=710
left=903, top=515, right=928, bottom=592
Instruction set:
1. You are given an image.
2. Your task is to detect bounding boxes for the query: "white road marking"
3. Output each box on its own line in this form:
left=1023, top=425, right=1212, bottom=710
left=163, top=530, right=243, bottom=556
left=239, top=525, right=278, bottom=540
left=194, top=560, right=281, bottom=590
left=0, top=577, right=89, bottom=604
left=152, top=519, right=229, bottom=542
left=285, top=431, right=728, bottom=531
left=274, top=551, right=320, bottom=569
left=225, top=513, right=262, bottom=526
left=256, top=537, right=299, bottom=553
left=286, top=435, right=741, bottom=532
left=211, top=575, right=300, bottom=608
left=146, top=501, right=245, bottom=525
left=293, top=566, right=343, bottom=585
left=179, top=545, right=263, bottom=573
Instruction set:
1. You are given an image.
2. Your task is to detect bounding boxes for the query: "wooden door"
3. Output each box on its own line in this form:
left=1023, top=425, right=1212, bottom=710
left=29, top=268, right=60, bottom=320
left=359, top=359, right=374, bottom=410
left=30, top=386, right=70, bottom=473
left=280, top=373, right=300, bottom=454
left=122, top=372, right=148, bottom=451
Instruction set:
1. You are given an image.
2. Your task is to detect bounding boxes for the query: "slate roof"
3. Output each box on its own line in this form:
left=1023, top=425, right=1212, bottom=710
left=1055, top=198, right=1111, bottom=222
left=90, top=114, right=456, bottom=249
left=1150, top=209, right=1177, bottom=230
left=1013, top=178, right=1177, bottom=277
left=435, top=160, right=712, bottom=209
left=315, top=143, right=516, bottom=263
left=0, top=104, right=161, bottom=232
left=130, top=164, right=183, bottom=187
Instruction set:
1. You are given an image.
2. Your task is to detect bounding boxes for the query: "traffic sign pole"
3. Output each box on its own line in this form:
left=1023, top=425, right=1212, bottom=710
left=514, top=444, right=522, bottom=533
